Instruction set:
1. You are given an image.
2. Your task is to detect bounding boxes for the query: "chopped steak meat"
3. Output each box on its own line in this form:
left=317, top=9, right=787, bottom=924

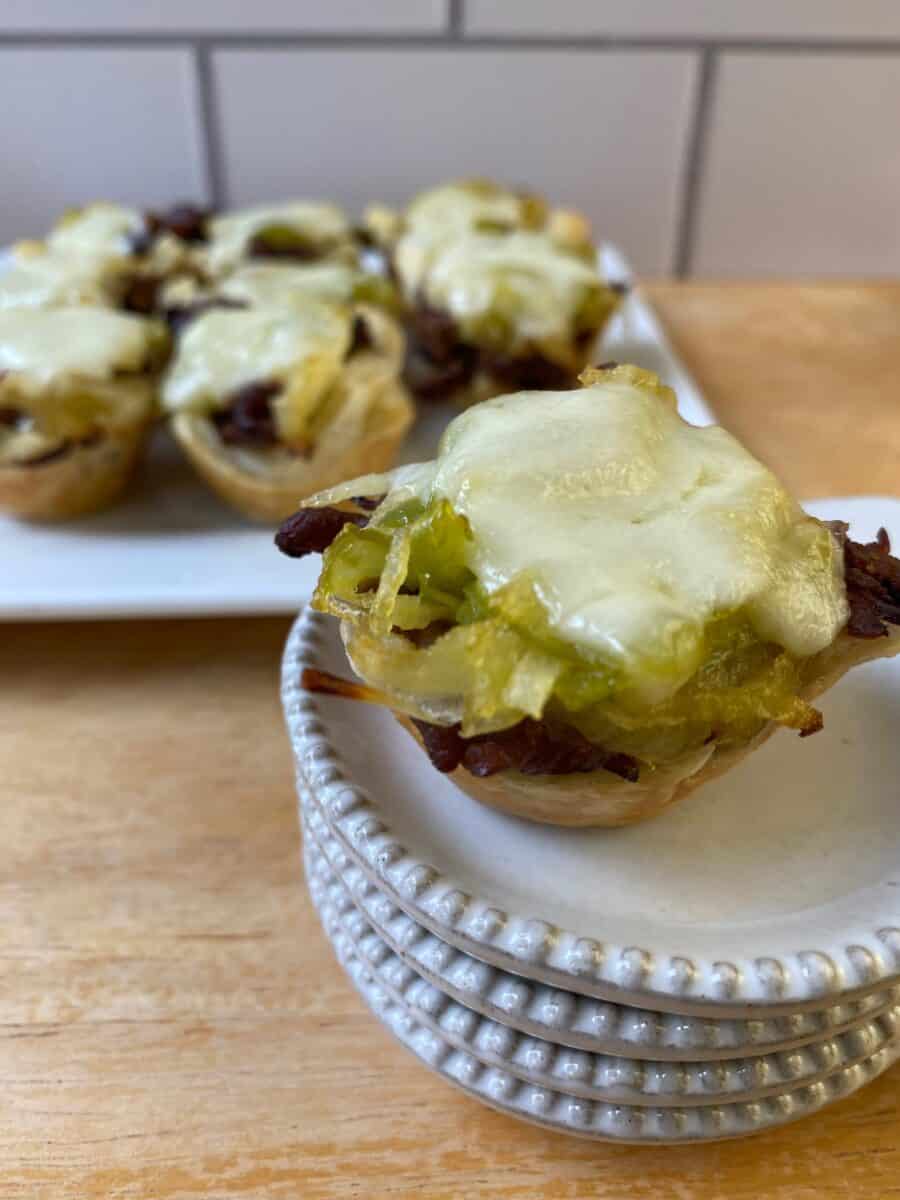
left=213, top=380, right=281, bottom=447
left=411, top=716, right=640, bottom=781
left=408, top=301, right=462, bottom=364
left=402, top=298, right=579, bottom=400
left=275, top=505, right=369, bottom=558
left=481, top=350, right=574, bottom=392
left=129, top=204, right=211, bottom=255
left=0, top=407, right=21, bottom=428
left=403, top=341, right=478, bottom=401
left=346, top=314, right=373, bottom=358
left=830, top=523, right=900, bottom=638
left=119, top=273, right=161, bottom=316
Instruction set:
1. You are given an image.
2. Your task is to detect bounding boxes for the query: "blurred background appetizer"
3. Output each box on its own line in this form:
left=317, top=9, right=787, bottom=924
left=202, top=201, right=357, bottom=279
left=162, top=293, right=412, bottom=521
left=0, top=307, right=167, bottom=520
left=365, top=180, right=622, bottom=404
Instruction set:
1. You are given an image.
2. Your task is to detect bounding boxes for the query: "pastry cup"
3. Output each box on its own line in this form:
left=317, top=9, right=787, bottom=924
left=395, top=627, right=900, bottom=828
left=170, top=306, right=413, bottom=523
left=0, top=406, right=153, bottom=521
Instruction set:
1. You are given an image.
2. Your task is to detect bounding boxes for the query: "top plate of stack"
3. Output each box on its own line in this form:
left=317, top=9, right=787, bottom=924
left=284, top=493, right=900, bottom=1019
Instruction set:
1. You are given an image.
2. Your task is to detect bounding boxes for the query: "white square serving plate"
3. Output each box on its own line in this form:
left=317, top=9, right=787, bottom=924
left=0, top=245, right=712, bottom=621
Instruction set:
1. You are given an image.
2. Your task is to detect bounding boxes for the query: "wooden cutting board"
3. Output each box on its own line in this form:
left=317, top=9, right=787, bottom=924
left=3, top=282, right=900, bottom=1199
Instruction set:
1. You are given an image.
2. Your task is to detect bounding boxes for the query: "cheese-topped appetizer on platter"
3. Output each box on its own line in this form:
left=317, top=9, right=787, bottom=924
left=162, top=294, right=412, bottom=522
left=0, top=307, right=167, bottom=520
left=160, top=261, right=400, bottom=334
left=365, top=180, right=621, bottom=404
left=277, top=365, right=900, bottom=828
left=42, top=201, right=212, bottom=314
left=0, top=243, right=132, bottom=312
left=203, top=202, right=357, bottom=279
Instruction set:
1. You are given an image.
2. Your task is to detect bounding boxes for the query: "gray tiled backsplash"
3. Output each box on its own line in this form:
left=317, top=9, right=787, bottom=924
left=0, top=47, right=209, bottom=239
left=2, top=3, right=898, bottom=277
left=692, top=53, right=900, bottom=277
left=0, top=0, right=449, bottom=34
left=214, top=49, right=698, bottom=275
left=464, top=1, right=900, bottom=42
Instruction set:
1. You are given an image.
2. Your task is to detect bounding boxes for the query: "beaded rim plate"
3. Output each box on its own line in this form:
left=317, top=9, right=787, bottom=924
left=305, top=842, right=900, bottom=1143
left=304, top=829, right=900, bottom=1107
left=283, top=500, right=900, bottom=1017
left=302, top=795, right=900, bottom=1061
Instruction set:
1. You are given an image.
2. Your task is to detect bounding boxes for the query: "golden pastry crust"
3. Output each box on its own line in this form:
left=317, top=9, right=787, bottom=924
left=396, top=627, right=900, bottom=827
left=0, top=418, right=151, bottom=521
left=170, top=305, right=413, bottom=522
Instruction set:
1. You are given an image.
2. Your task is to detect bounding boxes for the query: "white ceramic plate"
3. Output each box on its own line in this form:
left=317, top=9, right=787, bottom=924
left=306, top=847, right=900, bottom=1143
left=302, top=793, right=899, bottom=1060
left=0, top=244, right=710, bottom=621
left=304, top=822, right=900, bottom=1105
left=283, top=496, right=900, bottom=1017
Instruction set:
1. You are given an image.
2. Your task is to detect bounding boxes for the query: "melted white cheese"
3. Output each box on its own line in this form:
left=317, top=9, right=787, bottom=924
left=314, top=370, right=849, bottom=698
left=48, top=203, right=142, bottom=255
left=0, top=307, right=152, bottom=387
left=207, top=202, right=350, bottom=275
left=406, top=182, right=529, bottom=238
left=219, top=262, right=359, bottom=308
left=396, top=230, right=600, bottom=346
left=0, top=247, right=123, bottom=310
left=161, top=299, right=350, bottom=442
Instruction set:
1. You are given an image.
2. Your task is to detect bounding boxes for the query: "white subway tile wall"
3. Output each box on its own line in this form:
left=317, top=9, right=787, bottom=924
left=0, top=48, right=208, bottom=240
left=1, top=4, right=898, bottom=277
left=465, top=1, right=900, bottom=42
left=0, top=1, right=448, bottom=34
left=692, top=54, right=900, bottom=277
left=213, top=49, right=698, bottom=275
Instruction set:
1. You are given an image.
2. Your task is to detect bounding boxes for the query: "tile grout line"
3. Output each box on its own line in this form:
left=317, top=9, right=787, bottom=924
left=674, top=47, right=717, bottom=279
left=193, top=42, right=227, bottom=209
left=447, top=0, right=464, bottom=39
left=2, top=32, right=900, bottom=52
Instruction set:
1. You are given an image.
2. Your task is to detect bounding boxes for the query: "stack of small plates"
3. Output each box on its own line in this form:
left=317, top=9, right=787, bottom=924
left=283, top=601, right=900, bottom=1143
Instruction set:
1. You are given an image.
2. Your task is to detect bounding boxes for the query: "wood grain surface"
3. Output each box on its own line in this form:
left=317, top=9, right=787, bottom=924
left=4, top=284, right=900, bottom=1199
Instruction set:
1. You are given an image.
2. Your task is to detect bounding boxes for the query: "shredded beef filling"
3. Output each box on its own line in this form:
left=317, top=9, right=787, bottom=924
left=480, top=351, right=575, bottom=392
left=346, top=315, right=373, bottom=358
left=402, top=302, right=478, bottom=401
left=831, top=523, right=900, bottom=638
left=212, top=380, right=282, bottom=447
left=128, top=204, right=212, bottom=255
left=402, top=299, right=578, bottom=401
left=275, top=505, right=369, bottom=557
left=119, top=273, right=161, bottom=316
left=411, top=717, right=640, bottom=781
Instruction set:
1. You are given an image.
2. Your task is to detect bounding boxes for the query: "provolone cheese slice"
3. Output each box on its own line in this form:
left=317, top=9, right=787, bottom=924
left=48, top=203, right=142, bottom=255
left=161, top=299, right=350, bottom=443
left=397, top=229, right=601, bottom=346
left=0, top=307, right=153, bottom=388
left=207, top=202, right=349, bottom=275
left=311, top=368, right=849, bottom=699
